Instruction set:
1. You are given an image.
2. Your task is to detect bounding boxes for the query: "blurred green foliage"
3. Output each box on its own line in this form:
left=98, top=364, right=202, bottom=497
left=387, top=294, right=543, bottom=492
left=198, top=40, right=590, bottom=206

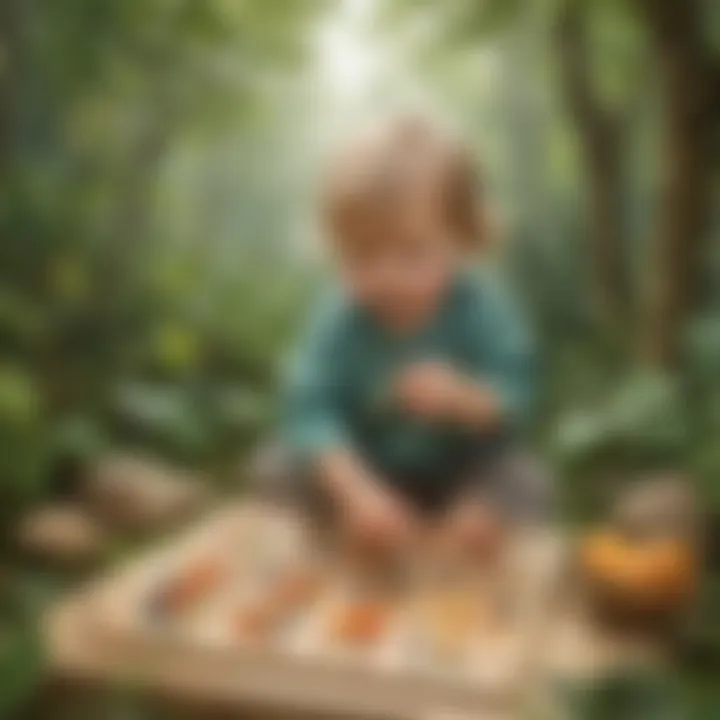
left=0, top=0, right=328, bottom=515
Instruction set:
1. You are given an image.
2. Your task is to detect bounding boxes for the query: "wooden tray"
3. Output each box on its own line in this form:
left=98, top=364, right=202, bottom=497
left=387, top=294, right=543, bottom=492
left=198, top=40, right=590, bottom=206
left=45, top=502, right=568, bottom=720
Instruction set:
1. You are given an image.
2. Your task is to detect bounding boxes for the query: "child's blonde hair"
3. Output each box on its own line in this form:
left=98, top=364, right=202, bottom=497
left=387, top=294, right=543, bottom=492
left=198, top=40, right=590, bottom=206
left=322, top=116, right=487, bottom=251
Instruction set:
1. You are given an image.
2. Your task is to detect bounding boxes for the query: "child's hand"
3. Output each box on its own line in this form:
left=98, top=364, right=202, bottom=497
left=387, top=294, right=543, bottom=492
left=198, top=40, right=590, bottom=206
left=318, top=449, right=417, bottom=555
left=438, top=498, right=505, bottom=563
left=341, top=477, right=417, bottom=555
left=395, top=362, right=468, bottom=419
left=395, top=362, right=499, bottom=426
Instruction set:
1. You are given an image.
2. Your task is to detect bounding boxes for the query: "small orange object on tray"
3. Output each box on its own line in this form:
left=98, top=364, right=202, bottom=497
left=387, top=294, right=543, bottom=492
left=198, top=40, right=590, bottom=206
left=416, top=586, right=479, bottom=658
left=151, top=557, right=225, bottom=616
left=234, top=603, right=277, bottom=640
left=234, top=569, right=323, bottom=641
left=329, top=599, right=391, bottom=645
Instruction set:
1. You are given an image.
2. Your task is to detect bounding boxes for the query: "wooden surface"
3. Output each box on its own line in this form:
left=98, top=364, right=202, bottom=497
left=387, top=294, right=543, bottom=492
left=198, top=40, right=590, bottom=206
left=44, top=502, right=666, bottom=720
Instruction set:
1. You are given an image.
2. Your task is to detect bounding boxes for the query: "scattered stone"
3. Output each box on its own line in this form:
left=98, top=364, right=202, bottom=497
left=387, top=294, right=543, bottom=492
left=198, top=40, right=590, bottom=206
left=83, top=453, right=208, bottom=534
left=18, top=504, right=106, bottom=566
left=613, top=473, right=701, bottom=541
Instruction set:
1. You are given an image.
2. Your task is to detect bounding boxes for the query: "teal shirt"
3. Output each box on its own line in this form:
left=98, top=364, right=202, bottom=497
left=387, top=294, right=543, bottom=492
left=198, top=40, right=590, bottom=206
left=282, top=270, right=534, bottom=479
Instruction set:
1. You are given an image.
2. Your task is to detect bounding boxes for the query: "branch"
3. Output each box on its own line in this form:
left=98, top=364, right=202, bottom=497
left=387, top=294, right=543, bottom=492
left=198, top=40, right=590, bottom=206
left=637, top=0, right=720, bottom=127
left=555, top=0, right=631, bottom=330
left=711, top=60, right=720, bottom=121
left=0, top=0, right=21, bottom=178
left=555, top=0, right=620, bottom=164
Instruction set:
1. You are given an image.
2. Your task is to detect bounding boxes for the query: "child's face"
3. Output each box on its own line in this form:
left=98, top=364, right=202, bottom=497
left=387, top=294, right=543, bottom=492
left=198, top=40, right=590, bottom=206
left=337, top=180, right=459, bottom=331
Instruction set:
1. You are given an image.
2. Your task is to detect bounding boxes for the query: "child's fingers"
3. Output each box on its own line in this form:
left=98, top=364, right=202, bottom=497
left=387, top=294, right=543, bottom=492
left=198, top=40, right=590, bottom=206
left=435, top=499, right=506, bottom=562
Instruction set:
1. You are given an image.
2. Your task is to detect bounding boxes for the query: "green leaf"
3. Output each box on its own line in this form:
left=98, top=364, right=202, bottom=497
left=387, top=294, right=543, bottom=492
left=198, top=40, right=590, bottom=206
left=113, top=382, right=210, bottom=459
left=552, top=370, right=688, bottom=471
left=0, top=365, right=42, bottom=428
left=562, top=671, right=685, bottom=720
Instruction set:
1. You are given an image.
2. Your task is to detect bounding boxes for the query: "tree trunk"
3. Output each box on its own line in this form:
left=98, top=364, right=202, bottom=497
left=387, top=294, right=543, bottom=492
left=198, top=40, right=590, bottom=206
left=556, top=0, right=629, bottom=336
left=639, top=0, right=719, bottom=367
left=0, top=0, right=20, bottom=183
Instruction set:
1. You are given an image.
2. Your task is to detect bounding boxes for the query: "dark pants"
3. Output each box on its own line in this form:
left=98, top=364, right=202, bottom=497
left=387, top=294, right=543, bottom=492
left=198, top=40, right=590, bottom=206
left=247, top=442, right=555, bottom=524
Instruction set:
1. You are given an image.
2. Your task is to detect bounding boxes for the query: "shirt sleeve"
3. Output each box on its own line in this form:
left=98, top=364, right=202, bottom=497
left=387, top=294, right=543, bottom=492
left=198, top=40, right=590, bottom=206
left=281, top=294, right=350, bottom=461
left=464, top=277, right=536, bottom=430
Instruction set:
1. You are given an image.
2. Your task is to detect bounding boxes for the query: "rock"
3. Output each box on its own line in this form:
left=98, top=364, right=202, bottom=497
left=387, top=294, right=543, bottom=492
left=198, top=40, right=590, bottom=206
left=612, top=473, right=701, bottom=541
left=17, top=504, right=106, bottom=566
left=83, top=453, right=208, bottom=533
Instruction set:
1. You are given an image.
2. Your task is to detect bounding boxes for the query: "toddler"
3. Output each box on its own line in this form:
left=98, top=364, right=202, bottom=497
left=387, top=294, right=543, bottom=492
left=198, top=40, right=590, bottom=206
left=278, top=117, right=549, bottom=556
